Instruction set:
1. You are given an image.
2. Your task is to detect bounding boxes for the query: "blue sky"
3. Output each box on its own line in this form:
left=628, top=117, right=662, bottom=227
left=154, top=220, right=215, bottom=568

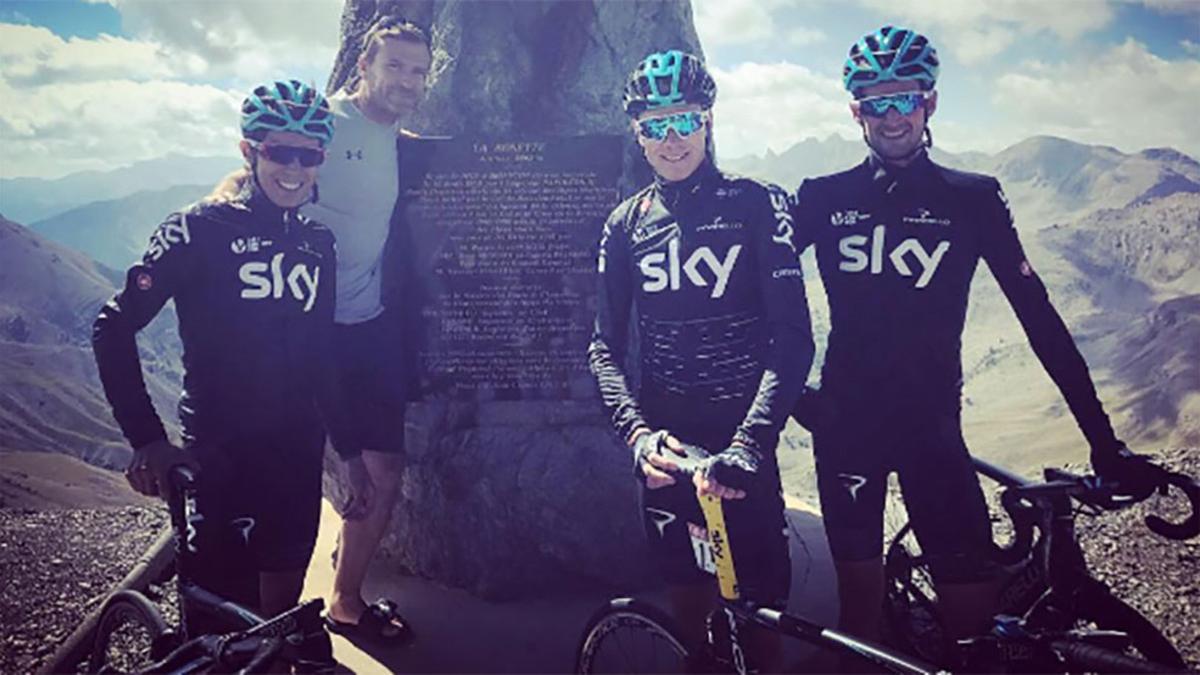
left=1, top=0, right=1198, bottom=179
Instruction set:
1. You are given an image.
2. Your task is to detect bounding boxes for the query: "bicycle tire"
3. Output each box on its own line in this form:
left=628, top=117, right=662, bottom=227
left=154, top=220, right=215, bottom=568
left=575, top=598, right=693, bottom=674
left=88, top=590, right=171, bottom=674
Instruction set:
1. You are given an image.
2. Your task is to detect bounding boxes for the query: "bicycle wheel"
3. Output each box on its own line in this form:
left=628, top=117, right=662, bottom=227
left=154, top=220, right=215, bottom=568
left=883, top=523, right=949, bottom=664
left=576, top=598, right=693, bottom=674
left=88, top=590, right=171, bottom=674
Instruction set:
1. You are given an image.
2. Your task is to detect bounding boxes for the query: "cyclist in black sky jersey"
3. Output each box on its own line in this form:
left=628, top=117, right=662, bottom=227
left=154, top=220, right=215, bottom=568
left=788, top=26, right=1153, bottom=651
left=93, top=79, right=338, bottom=629
left=588, top=49, right=814, bottom=670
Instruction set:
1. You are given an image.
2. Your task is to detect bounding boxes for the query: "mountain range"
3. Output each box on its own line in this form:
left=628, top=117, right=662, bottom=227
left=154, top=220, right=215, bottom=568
left=1, top=136, right=1197, bottom=496
left=763, top=137, right=1200, bottom=498
left=0, top=214, right=182, bottom=469
left=0, top=154, right=237, bottom=225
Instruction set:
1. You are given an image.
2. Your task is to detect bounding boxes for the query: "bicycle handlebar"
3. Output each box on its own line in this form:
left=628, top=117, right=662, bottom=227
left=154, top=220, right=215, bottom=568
left=1144, top=469, right=1200, bottom=540
left=978, top=456, right=1200, bottom=560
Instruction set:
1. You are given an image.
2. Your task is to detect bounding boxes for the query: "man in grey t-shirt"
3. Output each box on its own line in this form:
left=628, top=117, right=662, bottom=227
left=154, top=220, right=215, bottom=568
left=304, top=16, right=431, bottom=644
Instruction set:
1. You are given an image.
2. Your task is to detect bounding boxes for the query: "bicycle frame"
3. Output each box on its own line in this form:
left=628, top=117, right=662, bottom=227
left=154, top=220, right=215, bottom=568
left=157, top=467, right=333, bottom=671
left=682, top=449, right=940, bottom=674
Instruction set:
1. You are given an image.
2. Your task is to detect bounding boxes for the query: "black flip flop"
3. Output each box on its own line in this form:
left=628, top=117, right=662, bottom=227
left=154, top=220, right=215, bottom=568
left=324, top=599, right=415, bottom=646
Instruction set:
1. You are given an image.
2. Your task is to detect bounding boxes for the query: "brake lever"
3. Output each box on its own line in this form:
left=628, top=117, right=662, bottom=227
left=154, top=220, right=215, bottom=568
left=1145, top=471, right=1200, bottom=540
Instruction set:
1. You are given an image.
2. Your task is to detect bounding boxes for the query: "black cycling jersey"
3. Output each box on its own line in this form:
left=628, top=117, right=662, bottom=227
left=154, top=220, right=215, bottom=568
left=93, top=182, right=338, bottom=450
left=791, top=151, right=1119, bottom=451
left=588, top=160, right=814, bottom=456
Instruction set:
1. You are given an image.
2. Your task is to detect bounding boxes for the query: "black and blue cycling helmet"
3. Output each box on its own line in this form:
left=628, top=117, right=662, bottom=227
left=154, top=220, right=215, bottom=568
left=240, top=79, right=335, bottom=147
left=843, top=26, right=939, bottom=97
left=623, top=50, right=716, bottom=117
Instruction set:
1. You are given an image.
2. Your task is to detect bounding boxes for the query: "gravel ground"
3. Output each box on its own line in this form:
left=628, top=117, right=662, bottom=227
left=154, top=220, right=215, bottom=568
left=1075, top=447, right=1200, bottom=667
left=0, top=506, right=169, bottom=674
left=2, top=450, right=1197, bottom=673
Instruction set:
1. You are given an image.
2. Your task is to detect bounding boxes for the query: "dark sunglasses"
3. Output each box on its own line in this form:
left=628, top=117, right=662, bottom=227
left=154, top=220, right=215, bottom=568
left=636, top=110, right=709, bottom=141
left=855, top=92, right=929, bottom=118
left=254, top=143, right=326, bottom=167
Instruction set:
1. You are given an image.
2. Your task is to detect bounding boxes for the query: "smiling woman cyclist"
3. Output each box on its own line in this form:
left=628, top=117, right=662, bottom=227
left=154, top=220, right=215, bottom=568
left=92, top=79, right=338, bottom=631
left=587, top=49, right=814, bottom=672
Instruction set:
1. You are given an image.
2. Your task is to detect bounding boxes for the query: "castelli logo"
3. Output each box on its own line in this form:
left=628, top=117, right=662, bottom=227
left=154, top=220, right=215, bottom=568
left=136, top=272, right=153, bottom=291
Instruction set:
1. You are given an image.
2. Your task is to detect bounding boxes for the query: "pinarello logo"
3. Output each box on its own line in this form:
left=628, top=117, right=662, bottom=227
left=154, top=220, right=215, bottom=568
left=136, top=272, right=153, bottom=291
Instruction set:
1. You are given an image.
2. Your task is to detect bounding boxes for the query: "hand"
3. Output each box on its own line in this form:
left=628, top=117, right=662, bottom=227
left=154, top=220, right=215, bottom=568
left=631, top=429, right=685, bottom=490
left=125, top=439, right=198, bottom=500
left=1091, top=443, right=1159, bottom=499
left=694, top=444, right=760, bottom=501
left=340, top=456, right=376, bottom=520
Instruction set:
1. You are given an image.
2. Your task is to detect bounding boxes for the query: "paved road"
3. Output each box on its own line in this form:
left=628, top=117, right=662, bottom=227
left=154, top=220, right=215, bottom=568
left=301, top=496, right=838, bottom=673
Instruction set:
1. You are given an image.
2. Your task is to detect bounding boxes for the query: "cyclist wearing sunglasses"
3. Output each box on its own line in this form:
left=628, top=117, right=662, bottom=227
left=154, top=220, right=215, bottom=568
left=589, top=49, right=814, bottom=669
left=299, top=16, right=431, bottom=644
left=93, top=79, right=337, bottom=628
left=788, top=25, right=1134, bottom=647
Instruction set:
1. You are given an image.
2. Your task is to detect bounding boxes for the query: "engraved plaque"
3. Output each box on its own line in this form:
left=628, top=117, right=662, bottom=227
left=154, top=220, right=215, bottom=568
left=399, top=136, right=622, bottom=400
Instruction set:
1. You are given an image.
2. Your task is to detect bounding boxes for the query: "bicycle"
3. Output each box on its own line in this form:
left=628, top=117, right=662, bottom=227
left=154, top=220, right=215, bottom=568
left=884, top=454, right=1200, bottom=673
left=87, top=466, right=336, bottom=673
left=575, top=439, right=942, bottom=674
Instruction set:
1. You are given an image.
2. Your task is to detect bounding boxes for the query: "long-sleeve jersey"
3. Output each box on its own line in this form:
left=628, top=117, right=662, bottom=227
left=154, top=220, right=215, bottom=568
left=790, top=152, right=1119, bottom=451
left=588, top=161, right=814, bottom=455
left=92, top=182, right=338, bottom=449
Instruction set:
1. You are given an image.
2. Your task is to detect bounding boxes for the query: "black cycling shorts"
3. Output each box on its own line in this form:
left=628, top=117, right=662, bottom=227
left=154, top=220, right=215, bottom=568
left=327, top=311, right=408, bottom=455
left=636, top=421, right=791, bottom=608
left=813, top=411, right=996, bottom=584
left=182, top=427, right=324, bottom=609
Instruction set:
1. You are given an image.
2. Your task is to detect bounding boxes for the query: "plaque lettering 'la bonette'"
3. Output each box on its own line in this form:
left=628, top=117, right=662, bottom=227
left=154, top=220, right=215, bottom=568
left=398, top=136, right=623, bottom=401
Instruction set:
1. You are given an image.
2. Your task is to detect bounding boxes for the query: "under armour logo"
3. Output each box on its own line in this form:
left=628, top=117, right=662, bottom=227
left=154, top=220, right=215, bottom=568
left=346, top=149, right=364, bottom=160
left=646, top=507, right=677, bottom=537
left=837, top=473, right=868, bottom=502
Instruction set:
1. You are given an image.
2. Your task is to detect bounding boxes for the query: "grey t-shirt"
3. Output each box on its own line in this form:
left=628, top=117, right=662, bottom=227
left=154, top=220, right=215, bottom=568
left=302, top=91, right=399, bottom=325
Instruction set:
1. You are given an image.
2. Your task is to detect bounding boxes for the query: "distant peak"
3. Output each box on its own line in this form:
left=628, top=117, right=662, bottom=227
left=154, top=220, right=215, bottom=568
left=1140, top=147, right=1199, bottom=165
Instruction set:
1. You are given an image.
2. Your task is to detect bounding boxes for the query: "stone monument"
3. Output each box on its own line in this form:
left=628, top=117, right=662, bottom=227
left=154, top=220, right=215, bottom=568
left=324, top=0, right=704, bottom=599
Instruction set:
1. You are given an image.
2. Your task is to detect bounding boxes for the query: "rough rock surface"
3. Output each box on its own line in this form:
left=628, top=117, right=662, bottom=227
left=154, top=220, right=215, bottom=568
left=323, top=401, right=655, bottom=600
left=321, top=0, right=704, bottom=598
left=0, top=505, right=169, bottom=674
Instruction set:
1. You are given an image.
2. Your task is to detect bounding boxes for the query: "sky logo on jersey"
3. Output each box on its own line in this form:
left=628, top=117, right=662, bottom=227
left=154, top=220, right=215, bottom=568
left=146, top=218, right=191, bottom=261
left=768, top=188, right=797, bottom=254
left=640, top=240, right=742, bottom=299
left=239, top=252, right=321, bottom=312
left=838, top=225, right=951, bottom=289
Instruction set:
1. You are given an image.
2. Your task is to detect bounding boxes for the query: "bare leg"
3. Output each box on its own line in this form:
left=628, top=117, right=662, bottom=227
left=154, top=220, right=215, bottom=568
left=833, top=557, right=885, bottom=672
left=668, top=582, right=717, bottom=650
left=937, top=579, right=999, bottom=638
left=328, top=449, right=404, bottom=623
left=259, top=568, right=306, bottom=618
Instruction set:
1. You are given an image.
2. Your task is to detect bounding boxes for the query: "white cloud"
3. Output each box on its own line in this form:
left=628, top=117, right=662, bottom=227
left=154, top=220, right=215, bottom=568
left=1142, top=0, right=1200, bottom=16
left=1182, top=39, right=1200, bottom=57
left=710, top=61, right=858, bottom=158
left=694, top=0, right=817, bottom=48
left=93, top=0, right=342, bottom=85
left=788, top=27, right=828, bottom=47
left=991, top=39, right=1200, bottom=158
left=855, top=0, right=1115, bottom=65
left=0, top=22, right=196, bottom=85
left=0, top=77, right=241, bottom=178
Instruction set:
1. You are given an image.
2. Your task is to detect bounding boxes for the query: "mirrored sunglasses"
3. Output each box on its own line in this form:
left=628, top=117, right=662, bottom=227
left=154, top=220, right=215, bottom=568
left=254, top=143, right=326, bottom=167
left=856, top=92, right=928, bottom=118
left=637, top=111, right=709, bottom=141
